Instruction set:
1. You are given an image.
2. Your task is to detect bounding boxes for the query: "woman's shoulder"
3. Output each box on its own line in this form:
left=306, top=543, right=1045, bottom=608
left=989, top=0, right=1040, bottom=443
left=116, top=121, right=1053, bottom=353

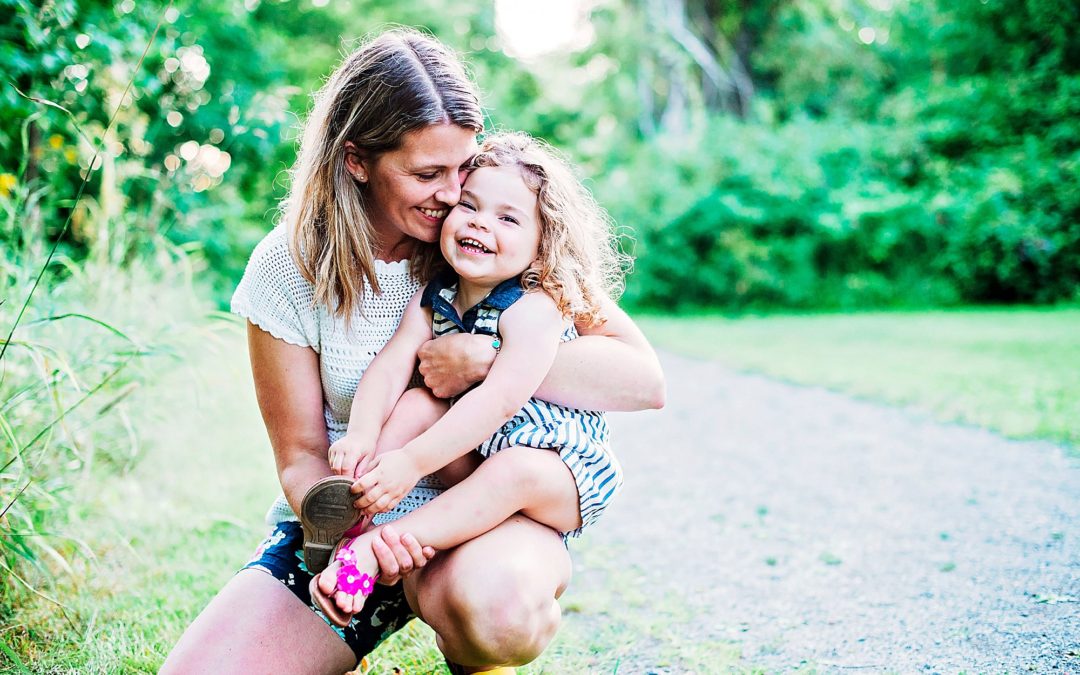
left=247, top=226, right=302, bottom=274
left=231, top=226, right=318, bottom=348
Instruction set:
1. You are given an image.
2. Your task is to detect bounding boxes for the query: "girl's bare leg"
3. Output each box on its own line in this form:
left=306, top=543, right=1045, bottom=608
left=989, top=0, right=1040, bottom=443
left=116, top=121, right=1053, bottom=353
left=343, top=391, right=575, bottom=668
left=371, top=387, right=481, bottom=488
left=319, top=447, right=581, bottom=619
left=160, top=569, right=356, bottom=674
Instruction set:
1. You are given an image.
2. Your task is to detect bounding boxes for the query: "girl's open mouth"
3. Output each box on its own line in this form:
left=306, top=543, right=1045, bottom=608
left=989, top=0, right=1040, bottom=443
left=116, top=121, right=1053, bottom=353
left=457, top=237, right=492, bottom=255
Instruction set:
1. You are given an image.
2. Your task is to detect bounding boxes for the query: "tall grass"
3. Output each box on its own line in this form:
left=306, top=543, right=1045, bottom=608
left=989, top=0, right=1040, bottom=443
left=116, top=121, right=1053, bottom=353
left=1, top=6, right=186, bottom=637
left=0, top=237, right=213, bottom=644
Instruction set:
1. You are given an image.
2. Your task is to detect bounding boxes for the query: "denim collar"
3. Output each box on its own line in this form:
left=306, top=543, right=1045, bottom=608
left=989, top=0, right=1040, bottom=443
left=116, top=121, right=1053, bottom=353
left=421, top=271, right=525, bottom=334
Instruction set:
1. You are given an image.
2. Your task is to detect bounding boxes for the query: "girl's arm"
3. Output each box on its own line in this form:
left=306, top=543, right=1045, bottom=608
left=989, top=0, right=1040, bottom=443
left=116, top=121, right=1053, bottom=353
left=417, top=295, right=665, bottom=411
left=330, top=291, right=431, bottom=476
left=246, top=322, right=433, bottom=579
left=353, top=292, right=563, bottom=510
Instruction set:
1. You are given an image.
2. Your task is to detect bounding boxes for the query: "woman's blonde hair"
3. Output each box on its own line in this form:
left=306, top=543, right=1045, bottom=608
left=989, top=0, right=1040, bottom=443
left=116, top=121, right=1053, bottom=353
left=469, top=131, right=632, bottom=327
left=284, top=28, right=483, bottom=318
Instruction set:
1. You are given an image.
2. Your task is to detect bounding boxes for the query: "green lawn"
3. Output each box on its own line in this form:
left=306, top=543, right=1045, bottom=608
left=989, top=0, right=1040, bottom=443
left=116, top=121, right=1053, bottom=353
left=13, top=305, right=1071, bottom=673
left=4, top=325, right=741, bottom=674
left=638, top=307, right=1080, bottom=450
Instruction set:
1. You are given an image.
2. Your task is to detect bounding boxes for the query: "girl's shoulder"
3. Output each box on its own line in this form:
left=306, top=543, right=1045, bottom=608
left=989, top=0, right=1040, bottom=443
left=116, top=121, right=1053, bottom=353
left=500, top=288, right=563, bottom=327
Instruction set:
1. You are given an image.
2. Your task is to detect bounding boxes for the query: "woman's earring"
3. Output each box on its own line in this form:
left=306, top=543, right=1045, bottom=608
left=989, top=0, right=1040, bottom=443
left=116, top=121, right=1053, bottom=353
left=356, top=173, right=367, bottom=183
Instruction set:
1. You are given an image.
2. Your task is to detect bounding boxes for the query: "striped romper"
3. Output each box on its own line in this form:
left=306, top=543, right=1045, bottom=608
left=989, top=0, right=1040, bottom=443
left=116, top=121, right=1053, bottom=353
left=420, top=273, right=623, bottom=537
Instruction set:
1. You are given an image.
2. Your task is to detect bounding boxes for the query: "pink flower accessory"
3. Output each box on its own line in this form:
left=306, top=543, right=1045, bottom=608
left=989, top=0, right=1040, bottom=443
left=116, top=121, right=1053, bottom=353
left=336, top=564, right=378, bottom=597
left=333, top=536, right=379, bottom=597
left=334, top=537, right=358, bottom=565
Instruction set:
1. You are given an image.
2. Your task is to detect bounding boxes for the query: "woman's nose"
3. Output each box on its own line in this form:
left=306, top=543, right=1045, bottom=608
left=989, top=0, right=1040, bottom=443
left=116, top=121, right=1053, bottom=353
left=435, top=175, right=462, bottom=206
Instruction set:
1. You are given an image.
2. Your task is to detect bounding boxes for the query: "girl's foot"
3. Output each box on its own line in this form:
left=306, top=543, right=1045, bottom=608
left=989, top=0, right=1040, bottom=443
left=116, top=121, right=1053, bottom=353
left=309, top=534, right=380, bottom=627
left=300, top=476, right=364, bottom=573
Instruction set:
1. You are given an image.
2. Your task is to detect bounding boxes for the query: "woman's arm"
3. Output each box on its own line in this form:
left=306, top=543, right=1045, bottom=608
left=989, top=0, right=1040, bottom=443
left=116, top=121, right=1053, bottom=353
left=246, top=323, right=334, bottom=516
left=417, top=295, right=665, bottom=411
left=534, top=295, right=665, bottom=411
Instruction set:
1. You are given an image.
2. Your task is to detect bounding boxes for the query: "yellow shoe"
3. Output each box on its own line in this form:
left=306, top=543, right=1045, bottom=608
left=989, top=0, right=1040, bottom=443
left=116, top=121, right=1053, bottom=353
left=445, top=661, right=516, bottom=674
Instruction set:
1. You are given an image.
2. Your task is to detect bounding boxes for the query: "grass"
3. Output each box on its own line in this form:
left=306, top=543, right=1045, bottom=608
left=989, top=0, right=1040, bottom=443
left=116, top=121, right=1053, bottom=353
left=3, top=323, right=747, bottom=674
left=9, top=303, right=1075, bottom=672
left=637, top=307, right=1080, bottom=450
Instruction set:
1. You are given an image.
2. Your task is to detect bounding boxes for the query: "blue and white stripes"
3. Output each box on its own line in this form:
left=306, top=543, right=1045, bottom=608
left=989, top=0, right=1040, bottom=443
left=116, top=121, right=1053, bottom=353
left=422, top=274, right=624, bottom=537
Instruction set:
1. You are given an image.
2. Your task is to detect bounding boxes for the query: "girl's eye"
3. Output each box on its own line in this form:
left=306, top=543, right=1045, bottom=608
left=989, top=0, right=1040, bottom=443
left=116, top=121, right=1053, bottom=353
left=457, top=200, right=475, bottom=211
left=500, top=215, right=519, bottom=225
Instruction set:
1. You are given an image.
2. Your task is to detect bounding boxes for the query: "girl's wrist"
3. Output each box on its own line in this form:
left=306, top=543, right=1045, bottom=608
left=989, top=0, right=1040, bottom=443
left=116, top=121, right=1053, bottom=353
left=344, top=427, right=376, bottom=444
left=398, top=443, right=435, bottom=477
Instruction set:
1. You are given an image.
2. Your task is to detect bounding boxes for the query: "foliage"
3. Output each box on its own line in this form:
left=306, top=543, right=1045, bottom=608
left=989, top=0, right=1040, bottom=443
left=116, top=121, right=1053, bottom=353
left=1, top=0, right=301, bottom=302
left=0, top=248, right=208, bottom=624
left=599, top=116, right=956, bottom=309
left=4, top=0, right=1076, bottom=311
left=594, top=0, right=1080, bottom=310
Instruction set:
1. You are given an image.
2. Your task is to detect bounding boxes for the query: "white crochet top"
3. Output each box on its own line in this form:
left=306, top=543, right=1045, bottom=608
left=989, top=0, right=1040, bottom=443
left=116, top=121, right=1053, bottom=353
left=231, top=226, right=443, bottom=526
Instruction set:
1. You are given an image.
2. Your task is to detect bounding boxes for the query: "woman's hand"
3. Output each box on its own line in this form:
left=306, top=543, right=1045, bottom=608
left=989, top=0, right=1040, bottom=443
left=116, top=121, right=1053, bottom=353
left=417, top=333, right=496, bottom=398
left=369, top=525, right=436, bottom=586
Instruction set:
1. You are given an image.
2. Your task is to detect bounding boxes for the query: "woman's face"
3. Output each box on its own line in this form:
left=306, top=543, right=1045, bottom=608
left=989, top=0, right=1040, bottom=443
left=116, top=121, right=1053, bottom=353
left=354, top=124, right=478, bottom=253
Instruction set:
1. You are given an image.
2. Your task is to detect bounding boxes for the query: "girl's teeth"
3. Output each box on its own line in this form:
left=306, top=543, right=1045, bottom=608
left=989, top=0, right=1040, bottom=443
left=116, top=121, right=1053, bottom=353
left=459, top=238, right=490, bottom=253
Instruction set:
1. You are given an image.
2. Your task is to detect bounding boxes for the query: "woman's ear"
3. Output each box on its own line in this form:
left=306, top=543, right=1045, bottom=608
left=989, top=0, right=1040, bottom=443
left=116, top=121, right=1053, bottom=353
left=344, top=141, right=369, bottom=183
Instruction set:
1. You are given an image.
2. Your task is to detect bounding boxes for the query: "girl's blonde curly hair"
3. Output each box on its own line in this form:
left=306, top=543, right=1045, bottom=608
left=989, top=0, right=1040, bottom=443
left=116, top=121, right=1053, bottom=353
left=469, top=132, right=632, bottom=327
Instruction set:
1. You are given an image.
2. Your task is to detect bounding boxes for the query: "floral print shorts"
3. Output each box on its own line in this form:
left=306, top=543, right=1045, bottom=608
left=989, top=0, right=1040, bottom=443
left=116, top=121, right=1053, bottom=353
left=242, top=520, right=415, bottom=660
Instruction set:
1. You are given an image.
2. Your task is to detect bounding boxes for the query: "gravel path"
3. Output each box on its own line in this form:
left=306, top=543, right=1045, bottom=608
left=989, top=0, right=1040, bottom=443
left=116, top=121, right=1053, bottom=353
left=571, top=350, right=1079, bottom=674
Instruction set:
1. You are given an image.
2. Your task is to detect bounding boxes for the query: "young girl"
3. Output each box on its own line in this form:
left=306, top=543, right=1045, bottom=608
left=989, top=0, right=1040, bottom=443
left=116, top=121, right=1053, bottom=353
left=307, top=131, right=632, bottom=626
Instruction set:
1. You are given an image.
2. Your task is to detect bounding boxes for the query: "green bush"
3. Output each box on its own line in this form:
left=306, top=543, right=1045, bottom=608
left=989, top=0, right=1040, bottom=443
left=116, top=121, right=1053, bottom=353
left=603, top=65, right=1079, bottom=312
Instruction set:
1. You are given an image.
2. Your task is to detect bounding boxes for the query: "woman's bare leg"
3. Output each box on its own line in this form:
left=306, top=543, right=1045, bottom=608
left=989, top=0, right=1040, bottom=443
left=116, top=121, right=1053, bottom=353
left=405, top=514, right=572, bottom=668
left=159, top=569, right=355, bottom=674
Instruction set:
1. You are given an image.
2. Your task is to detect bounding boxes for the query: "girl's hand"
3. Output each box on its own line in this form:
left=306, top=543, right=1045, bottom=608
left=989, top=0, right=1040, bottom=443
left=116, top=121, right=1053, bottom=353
left=328, top=434, right=375, bottom=478
left=417, top=333, right=496, bottom=399
left=352, top=449, right=423, bottom=517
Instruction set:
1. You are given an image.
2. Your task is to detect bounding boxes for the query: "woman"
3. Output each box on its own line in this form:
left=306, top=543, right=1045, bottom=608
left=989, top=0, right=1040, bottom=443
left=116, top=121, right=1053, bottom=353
left=160, top=28, right=664, bottom=674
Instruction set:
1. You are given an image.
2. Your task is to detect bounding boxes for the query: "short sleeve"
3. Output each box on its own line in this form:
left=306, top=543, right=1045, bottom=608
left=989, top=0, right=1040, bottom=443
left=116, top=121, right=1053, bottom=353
left=231, top=226, right=320, bottom=351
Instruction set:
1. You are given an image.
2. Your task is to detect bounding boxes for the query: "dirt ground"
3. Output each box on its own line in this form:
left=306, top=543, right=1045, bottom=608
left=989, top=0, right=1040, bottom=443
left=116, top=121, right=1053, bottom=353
left=568, top=350, right=1079, bottom=674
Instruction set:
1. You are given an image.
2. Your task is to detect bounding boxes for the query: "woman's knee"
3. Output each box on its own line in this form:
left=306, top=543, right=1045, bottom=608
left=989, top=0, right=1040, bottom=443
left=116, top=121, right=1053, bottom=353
left=419, top=526, right=568, bottom=665
left=440, top=561, right=561, bottom=664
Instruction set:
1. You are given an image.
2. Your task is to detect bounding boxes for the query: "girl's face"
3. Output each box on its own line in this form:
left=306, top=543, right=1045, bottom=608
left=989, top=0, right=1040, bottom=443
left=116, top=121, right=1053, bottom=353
left=440, top=165, right=541, bottom=288
left=352, top=123, right=478, bottom=253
